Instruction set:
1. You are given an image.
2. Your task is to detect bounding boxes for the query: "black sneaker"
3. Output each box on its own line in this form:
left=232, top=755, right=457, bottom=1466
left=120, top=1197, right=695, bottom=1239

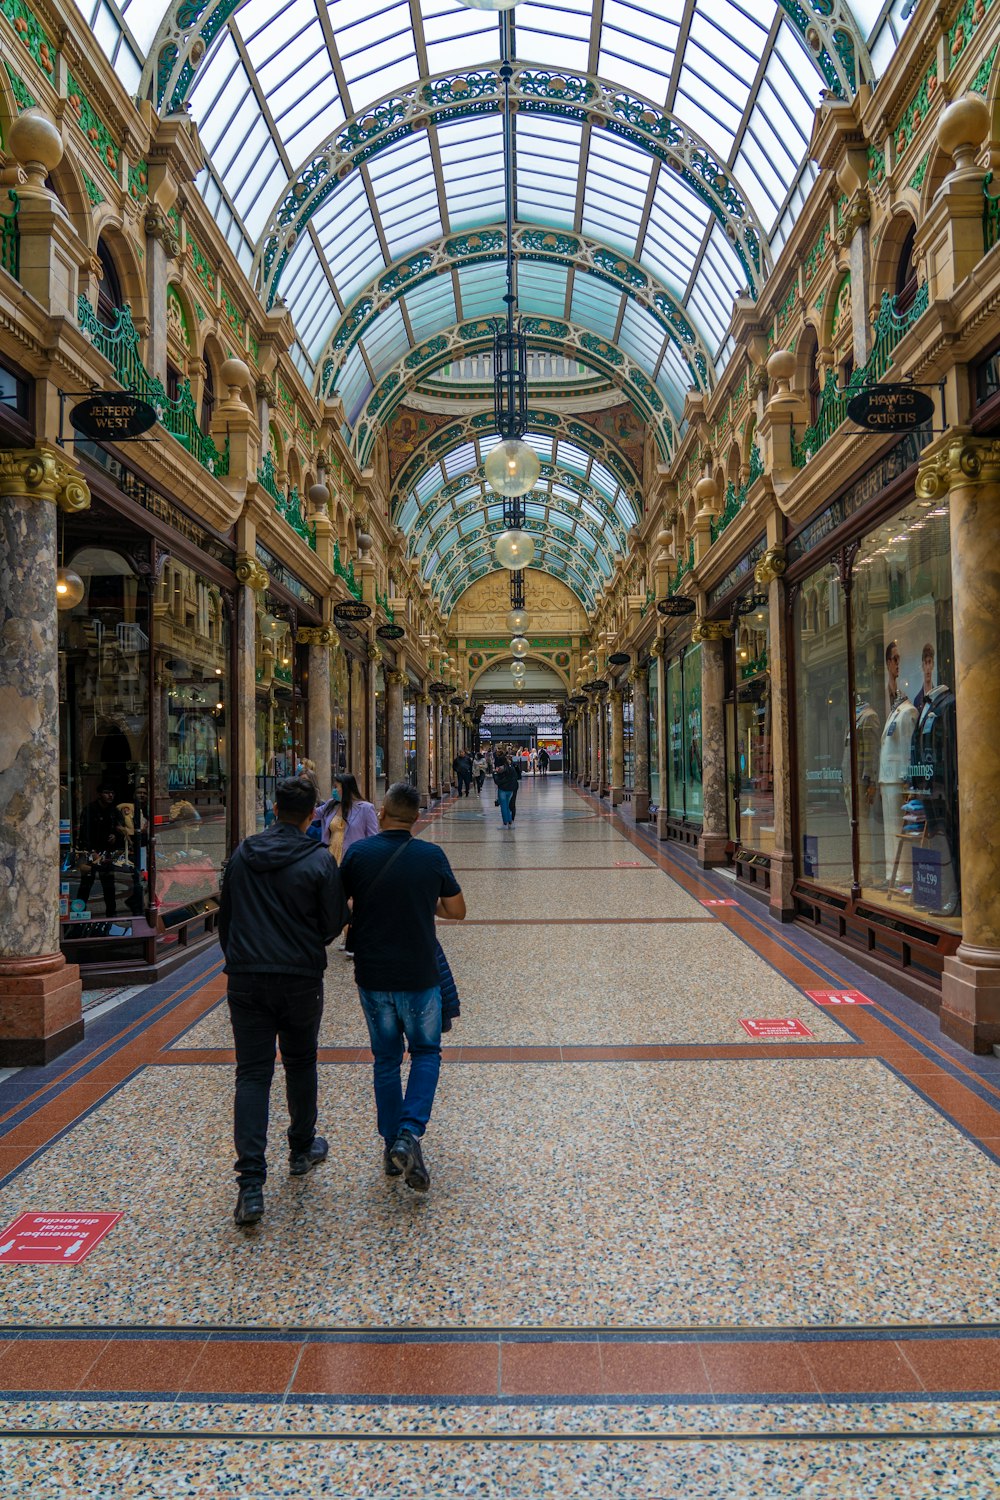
left=289, top=1135, right=329, bottom=1176
left=383, top=1143, right=402, bottom=1177
left=389, top=1129, right=430, bottom=1191
left=234, top=1184, right=264, bottom=1227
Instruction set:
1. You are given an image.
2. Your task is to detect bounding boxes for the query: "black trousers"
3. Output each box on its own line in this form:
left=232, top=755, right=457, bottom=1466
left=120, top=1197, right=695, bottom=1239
left=457, top=773, right=472, bottom=796
left=77, top=863, right=117, bottom=916
left=227, top=974, right=324, bottom=1186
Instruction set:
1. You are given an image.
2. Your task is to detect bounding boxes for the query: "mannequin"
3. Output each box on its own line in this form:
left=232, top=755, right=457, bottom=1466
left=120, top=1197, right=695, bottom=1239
left=910, top=683, right=960, bottom=915
left=879, top=640, right=917, bottom=889
left=842, top=695, right=882, bottom=880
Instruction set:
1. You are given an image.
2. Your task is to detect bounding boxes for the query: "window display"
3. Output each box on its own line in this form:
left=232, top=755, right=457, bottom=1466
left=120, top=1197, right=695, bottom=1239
left=153, top=559, right=230, bottom=914
left=622, top=689, right=634, bottom=790
left=665, top=647, right=702, bottom=823
left=793, top=562, right=851, bottom=889
left=648, top=660, right=660, bottom=809
left=255, top=604, right=304, bottom=830
left=667, top=657, right=684, bottom=818
left=733, top=600, right=773, bottom=853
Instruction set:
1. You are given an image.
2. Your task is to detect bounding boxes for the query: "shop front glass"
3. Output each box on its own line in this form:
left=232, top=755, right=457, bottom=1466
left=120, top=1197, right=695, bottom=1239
left=59, top=544, right=150, bottom=926
left=403, top=682, right=417, bottom=785
left=792, top=493, right=958, bottom=929
left=852, top=494, right=958, bottom=925
left=331, top=643, right=349, bottom=776
left=153, top=559, right=231, bottom=914
left=622, top=688, right=634, bottom=789
left=255, top=608, right=305, bottom=829
left=648, top=660, right=660, bottom=809
left=666, top=657, right=685, bottom=818
left=683, top=643, right=703, bottom=820
left=374, top=664, right=386, bottom=798
left=733, top=601, right=774, bottom=853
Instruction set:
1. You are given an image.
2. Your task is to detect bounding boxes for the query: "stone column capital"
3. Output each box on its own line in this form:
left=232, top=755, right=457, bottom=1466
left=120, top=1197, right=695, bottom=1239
left=236, top=552, right=269, bottom=591
left=916, top=432, right=1000, bottom=499
left=609, top=687, right=624, bottom=706
left=754, top=545, right=786, bottom=587
left=386, top=669, right=407, bottom=687
left=296, top=624, right=335, bottom=647
left=0, top=446, right=90, bottom=513
left=691, top=619, right=732, bottom=644
left=649, top=636, right=666, bottom=659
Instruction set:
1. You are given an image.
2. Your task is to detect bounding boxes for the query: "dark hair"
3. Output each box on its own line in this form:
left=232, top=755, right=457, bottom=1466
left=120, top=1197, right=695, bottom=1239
left=921, top=642, right=934, bottom=662
left=97, top=783, right=116, bottom=795
left=334, top=772, right=363, bottom=815
left=885, top=640, right=899, bottom=664
left=275, top=774, right=317, bottom=822
left=383, top=781, right=420, bottom=824
left=495, top=754, right=507, bottom=767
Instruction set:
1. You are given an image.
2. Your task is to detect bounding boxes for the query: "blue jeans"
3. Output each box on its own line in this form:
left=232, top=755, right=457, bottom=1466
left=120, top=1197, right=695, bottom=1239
left=358, top=986, right=442, bottom=1142
left=497, top=789, right=513, bottom=825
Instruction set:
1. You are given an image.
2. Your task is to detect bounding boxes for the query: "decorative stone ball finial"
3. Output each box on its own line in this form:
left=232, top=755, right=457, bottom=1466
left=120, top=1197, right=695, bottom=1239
left=8, top=109, right=63, bottom=196
left=220, top=357, right=252, bottom=404
left=308, top=481, right=330, bottom=512
left=357, top=531, right=374, bottom=558
left=766, top=348, right=796, bottom=403
left=937, top=92, right=990, bottom=176
left=694, top=472, right=718, bottom=511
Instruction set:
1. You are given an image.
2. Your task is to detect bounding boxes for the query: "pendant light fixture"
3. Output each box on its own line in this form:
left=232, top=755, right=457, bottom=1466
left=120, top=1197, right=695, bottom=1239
left=458, top=0, right=521, bottom=11
left=491, top=12, right=537, bottom=573
left=55, top=515, right=84, bottom=610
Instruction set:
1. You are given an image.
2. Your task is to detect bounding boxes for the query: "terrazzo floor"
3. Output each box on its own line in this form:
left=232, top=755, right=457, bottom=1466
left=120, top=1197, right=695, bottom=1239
left=2, top=776, right=1000, bottom=1495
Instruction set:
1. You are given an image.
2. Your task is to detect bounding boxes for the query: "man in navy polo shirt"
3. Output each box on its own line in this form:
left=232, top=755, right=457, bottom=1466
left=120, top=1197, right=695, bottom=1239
left=339, top=781, right=466, bottom=1190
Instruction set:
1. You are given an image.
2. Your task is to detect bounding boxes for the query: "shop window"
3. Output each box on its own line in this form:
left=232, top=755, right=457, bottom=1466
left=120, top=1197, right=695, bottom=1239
left=96, top=238, right=123, bottom=328
left=894, top=221, right=918, bottom=316
left=201, top=360, right=215, bottom=434
left=793, top=561, right=850, bottom=890
left=733, top=598, right=773, bottom=854
left=0, top=357, right=28, bottom=417
left=665, top=647, right=702, bottom=822
left=648, top=660, right=660, bottom=810
left=255, top=604, right=305, bottom=829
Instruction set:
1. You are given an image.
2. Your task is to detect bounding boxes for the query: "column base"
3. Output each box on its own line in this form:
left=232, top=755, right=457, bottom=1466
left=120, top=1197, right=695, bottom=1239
left=768, top=850, right=797, bottom=922
left=633, top=792, right=650, bottom=822
left=696, top=832, right=728, bottom=867
left=0, top=952, right=84, bottom=1067
left=939, top=945, right=1000, bottom=1054
left=610, top=785, right=624, bottom=806
left=657, top=809, right=671, bottom=840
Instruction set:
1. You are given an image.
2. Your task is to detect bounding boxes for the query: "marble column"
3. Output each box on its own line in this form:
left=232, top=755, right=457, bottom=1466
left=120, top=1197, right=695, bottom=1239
left=609, top=688, right=625, bottom=805
left=235, top=554, right=267, bottom=841
left=0, top=448, right=90, bottom=1064
left=385, top=669, right=405, bottom=786
left=653, top=641, right=670, bottom=840
left=697, top=626, right=730, bottom=867
left=757, top=547, right=795, bottom=920
left=363, top=654, right=377, bottom=803
left=305, top=630, right=333, bottom=796
left=631, top=664, right=651, bottom=821
left=588, top=702, right=600, bottom=787
left=599, top=694, right=611, bottom=796
left=917, top=435, right=1000, bottom=1051
left=415, top=692, right=430, bottom=808
left=430, top=699, right=441, bottom=797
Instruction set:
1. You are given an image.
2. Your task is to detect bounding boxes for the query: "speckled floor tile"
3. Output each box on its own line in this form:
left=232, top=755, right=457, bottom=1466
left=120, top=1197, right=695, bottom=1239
left=444, top=869, right=706, bottom=920
left=444, top=842, right=656, bottom=868
left=174, top=922, right=848, bottom=1050
left=1, top=1060, right=997, bottom=1329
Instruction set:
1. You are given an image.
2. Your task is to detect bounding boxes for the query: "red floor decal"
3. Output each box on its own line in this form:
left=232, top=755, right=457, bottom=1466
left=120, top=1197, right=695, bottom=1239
left=0, top=1211, right=123, bottom=1264
left=806, top=989, right=874, bottom=1006
left=613, top=860, right=644, bottom=867
left=739, top=1018, right=814, bottom=1039
left=702, top=898, right=738, bottom=906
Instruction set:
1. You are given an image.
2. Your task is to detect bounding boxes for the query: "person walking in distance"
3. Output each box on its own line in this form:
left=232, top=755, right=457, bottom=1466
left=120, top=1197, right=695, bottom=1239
left=472, top=750, right=487, bottom=793
left=339, top=782, right=466, bottom=1189
left=537, top=746, right=550, bottom=776
left=493, top=753, right=518, bottom=827
left=453, top=748, right=473, bottom=797
left=219, top=774, right=347, bottom=1228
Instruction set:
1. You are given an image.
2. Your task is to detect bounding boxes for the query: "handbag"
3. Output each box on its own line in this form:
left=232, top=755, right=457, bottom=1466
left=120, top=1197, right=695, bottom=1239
left=327, top=811, right=346, bottom=862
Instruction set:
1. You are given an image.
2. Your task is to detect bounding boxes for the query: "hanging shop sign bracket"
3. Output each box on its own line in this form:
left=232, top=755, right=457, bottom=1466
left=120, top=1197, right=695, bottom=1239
left=57, top=387, right=161, bottom=446
left=845, top=382, right=937, bottom=432
left=333, top=601, right=372, bottom=622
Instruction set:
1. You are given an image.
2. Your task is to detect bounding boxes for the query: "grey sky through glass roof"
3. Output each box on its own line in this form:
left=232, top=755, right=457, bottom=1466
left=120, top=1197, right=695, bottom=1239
left=75, top=0, right=910, bottom=611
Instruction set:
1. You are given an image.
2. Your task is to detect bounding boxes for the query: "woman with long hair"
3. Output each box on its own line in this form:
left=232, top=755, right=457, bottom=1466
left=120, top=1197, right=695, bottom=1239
left=334, top=773, right=379, bottom=857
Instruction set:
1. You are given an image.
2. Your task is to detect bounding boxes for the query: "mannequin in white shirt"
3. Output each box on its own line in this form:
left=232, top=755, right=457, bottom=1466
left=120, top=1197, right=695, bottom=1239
left=879, top=640, right=918, bottom=886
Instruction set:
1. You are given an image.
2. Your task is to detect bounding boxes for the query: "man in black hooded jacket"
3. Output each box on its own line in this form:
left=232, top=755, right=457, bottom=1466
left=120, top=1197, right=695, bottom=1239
left=219, top=774, right=346, bottom=1227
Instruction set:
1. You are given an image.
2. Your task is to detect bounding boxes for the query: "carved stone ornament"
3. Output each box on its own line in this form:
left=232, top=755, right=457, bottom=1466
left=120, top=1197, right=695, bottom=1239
left=754, top=545, right=787, bottom=587
left=235, top=552, right=269, bottom=591
left=386, top=669, right=408, bottom=686
left=836, top=190, right=870, bottom=247
left=916, top=435, right=1000, bottom=499
left=748, top=366, right=768, bottom=399
left=145, top=206, right=180, bottom=257
left=690, top=619, right=733, bottom=644
left=367, top=642, right=383, bottom=662
left=0, top=446, right=91, bottom=512
left=649, top=636, right=666, bottom=658
left=296, top=624, right=335, bottom=647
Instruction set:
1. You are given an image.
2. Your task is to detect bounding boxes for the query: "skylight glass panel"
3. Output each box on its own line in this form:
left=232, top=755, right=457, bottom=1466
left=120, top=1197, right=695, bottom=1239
left=515, top=0, right=592, bottom=73
left=367, top=133, right=442, bottom=260
left=459, top=514, right=482, bottom=536
left=517, top=262, right=569, bottom=320
left=688, top=222, right=745, bottom=354
left=550, top=509, right=573, bottom=531
left=581, top=135, right=652, bottom=258
left=310, top=175, right=384, bottom=303
left=455, top=264, right=506, bottom=322
left=337, top=3, right=418, bottom=112
left=638, top=172, right=709, bottom=290
left=445, top=443, right=476, bottom=478
left=618, top=303, right=669, bottom=383
left=438, top=116, right=505, bottom=228
left=590, top=461, right=620, bottom=500
left=416, top=464, right=446, bottom=502
left=658, top=342, right=693, bottom=411
left=581, top=499, right=605, bottom=528
left=403, top=279, right=457, bottom=343
left=576, top=527, right=598, bottom=554
left=524, top=433, right=554, bottom=461
left=344, top=367, right=374, bottom=427
left=598, top=0, right=681, bottom=96
left=570, top=275, right=622, bottom=342
left=398, top=495, right=419, bottom=532
left=112, top=0, right=166, bottom=53
left=525, top=502, right=546, bottom=521
left=515, top=116, right=582, bottom=230
left=420, top=0, right=497, bottom=73
left=552, top=483, right=581, bottom=505
left=558, top=441, right=591, bottom=475
left=190, top=34, right=251, bottom=157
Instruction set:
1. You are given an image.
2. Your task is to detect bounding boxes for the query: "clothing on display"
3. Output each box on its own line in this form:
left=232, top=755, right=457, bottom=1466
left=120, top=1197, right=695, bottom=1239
left=908, top=683, right=960, bottom=915
left=879, top=697, right=918, bottom=889
left=841, top=698, right=882, bottom=879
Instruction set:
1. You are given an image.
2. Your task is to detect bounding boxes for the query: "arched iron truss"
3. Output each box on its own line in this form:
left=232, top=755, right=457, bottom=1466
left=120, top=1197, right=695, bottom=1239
left=320, top=226, right=714, bottom=419
left=432, top=525, right=603, bottom=618
left=391, top=409, right=643, bottom=520
left=144, top=2, right=873, bottom=128
left=249, top=65, right=773, bottom=300
left=353, top=318, right=679, bottom=469
left=411, top=483, right=627, bottom=574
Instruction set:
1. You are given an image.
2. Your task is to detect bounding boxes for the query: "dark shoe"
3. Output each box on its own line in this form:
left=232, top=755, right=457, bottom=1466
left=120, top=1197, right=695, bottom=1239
left=289, top=1135, right=329, bottom=1176
left=234, top=1185, right=264, bottom=1227
left=389, top=1129, right=430, bottom=1191
left=383, top=1142, right=402, bottom=1177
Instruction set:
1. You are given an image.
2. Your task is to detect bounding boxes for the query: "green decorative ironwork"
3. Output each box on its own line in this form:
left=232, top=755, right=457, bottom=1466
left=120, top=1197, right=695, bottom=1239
left=1, top=1, right=55, bottom=79
left=740, top=647, right=768, bottom=680
left=669, top=540, right=695, bottom=595
left=1, top=190, right=18, bottom=280
left=257, top=450, right=282, bottom=502
left=709, top=443, right=762, bottom=545
left=333, top=542, right=362, bottom=600
left=791, top=285, right=929, bottom=467
left=376, top=587, right=395, bottom=623
left=985, top=174, right=1000, bottom=252
left=77, top=295, right=229, bottom=478
left=275, top=483, right=317, bottom=550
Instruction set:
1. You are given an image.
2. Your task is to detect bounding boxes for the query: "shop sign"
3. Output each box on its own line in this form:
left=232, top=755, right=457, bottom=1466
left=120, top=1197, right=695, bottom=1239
left=846, top=384, right=935, bottom=431
left=376, top=623, right=405, bottom=639
left=333, top=601, right=372, bottom=621
left=256, top=544, right=320, bottom=610
left=607, top=651, right=631, bottom=665
left=77, top=441, right=235, bottom=564
left=787, top=427, right=931, bottom=564
left=805, top=989, right=873, bottom=1006
left=0, top=1210, right=123, bottom=1264
left=740, top=1018, right=814, bottom=1039
left=911, top=847, right=943, bottom=911
left=656, top=596, right=696, bottom=616
left=706, top=534, right=767, bottom=612
left=71, top=392, right=157, bottom=440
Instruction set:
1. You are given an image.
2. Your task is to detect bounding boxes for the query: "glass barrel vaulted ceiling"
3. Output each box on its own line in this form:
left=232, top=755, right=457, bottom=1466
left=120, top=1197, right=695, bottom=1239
left=77, top=0, right=915, bottom=614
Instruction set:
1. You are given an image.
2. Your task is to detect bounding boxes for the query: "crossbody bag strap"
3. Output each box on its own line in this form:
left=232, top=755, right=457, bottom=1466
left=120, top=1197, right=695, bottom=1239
left=364, top=836, right=412, bottom=900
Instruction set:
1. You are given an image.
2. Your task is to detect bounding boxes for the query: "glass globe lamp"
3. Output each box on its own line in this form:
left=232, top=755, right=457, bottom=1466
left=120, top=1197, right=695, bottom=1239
left=457, top=0, right=519, bottom=11
left=506, top=608, right=529, bottom=634
left=56, top=567, right=85, bottom=610
left=510, top=636, right=529, bottom=659
left=484, top=439, right=541, bottom=498
left=494, top=529, right=535, bottom=570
